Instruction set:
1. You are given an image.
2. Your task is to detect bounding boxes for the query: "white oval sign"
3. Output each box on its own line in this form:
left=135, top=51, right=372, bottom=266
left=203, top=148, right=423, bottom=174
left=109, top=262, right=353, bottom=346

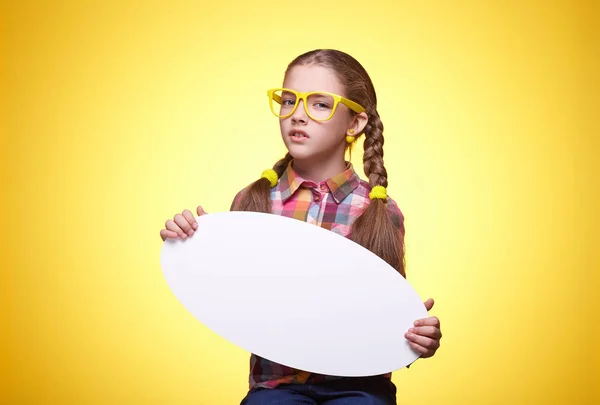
left=160, top=211, right=428, bottom=376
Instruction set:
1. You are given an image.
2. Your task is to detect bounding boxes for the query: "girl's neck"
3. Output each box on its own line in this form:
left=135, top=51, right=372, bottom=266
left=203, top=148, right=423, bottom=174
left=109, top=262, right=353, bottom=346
left=291, top=157, right=347, bottom=183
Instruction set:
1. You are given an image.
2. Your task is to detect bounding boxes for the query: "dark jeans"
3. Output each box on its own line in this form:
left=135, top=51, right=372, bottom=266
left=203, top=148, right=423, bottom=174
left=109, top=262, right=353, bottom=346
left=240, top=377, right=397, bottom=405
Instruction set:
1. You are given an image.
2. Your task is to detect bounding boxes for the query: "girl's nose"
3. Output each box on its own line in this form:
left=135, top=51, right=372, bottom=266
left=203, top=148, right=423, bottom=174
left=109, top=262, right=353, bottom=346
left=291, top=100, right=308, bottom=123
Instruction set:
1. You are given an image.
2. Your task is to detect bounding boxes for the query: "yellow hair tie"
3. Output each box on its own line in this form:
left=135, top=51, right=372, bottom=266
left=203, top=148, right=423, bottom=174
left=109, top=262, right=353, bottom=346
left=261, top=169, right=278, bottom=188
left=369, top=185, right=387, bottom=200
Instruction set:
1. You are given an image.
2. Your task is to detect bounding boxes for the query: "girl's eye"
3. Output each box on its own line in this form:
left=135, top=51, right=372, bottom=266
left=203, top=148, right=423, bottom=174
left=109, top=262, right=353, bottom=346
left=282, top=99, right=296, bottom=106
left=314, top=102, right=331, bottom=109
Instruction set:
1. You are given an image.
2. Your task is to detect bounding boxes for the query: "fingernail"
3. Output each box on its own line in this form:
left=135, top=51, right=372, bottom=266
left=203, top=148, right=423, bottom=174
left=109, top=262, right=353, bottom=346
left=414, top=321, right=420, bottom=326
left=193, top=223, right=198, bottom=229
left=181, top=234, right=187, bottom=239
left=409, top=328, right=415, bottom=333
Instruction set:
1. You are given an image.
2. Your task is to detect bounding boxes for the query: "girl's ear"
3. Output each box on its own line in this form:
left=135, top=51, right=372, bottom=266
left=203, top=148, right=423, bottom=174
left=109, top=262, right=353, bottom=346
left=349, top=112, right=369, bottom=135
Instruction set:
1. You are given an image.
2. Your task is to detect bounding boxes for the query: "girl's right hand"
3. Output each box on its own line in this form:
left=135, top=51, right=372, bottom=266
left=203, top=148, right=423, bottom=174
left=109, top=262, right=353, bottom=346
left=160, top=206, right=207, bottom=241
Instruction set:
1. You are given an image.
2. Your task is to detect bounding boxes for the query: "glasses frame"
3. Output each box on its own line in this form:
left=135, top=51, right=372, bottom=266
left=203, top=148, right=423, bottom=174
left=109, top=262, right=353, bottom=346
left=267, top=88, right=366, bottom=122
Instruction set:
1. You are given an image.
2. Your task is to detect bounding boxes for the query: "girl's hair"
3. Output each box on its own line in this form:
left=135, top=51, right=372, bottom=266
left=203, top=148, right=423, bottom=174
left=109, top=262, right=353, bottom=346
left=232, top=49, right=406, bottom=277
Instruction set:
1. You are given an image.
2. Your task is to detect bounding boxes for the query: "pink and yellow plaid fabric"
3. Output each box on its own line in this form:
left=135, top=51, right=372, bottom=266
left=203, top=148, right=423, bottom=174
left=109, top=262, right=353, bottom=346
left=231, top=161, right=405, bottom=390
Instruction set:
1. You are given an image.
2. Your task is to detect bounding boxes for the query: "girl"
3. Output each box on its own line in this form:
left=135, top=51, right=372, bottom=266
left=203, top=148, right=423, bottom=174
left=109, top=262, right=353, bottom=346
left=160, top=49, right=442, bottom=405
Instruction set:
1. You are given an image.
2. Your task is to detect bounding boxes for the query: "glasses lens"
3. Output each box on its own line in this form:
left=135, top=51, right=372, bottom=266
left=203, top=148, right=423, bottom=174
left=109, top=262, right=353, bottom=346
left=306, top=93, right=336, bottom=121
left=271, top=89, right=296, bottom=117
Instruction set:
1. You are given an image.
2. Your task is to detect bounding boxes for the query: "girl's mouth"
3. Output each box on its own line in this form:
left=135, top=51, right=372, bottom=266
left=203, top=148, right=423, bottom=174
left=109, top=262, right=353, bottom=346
left=290, top=130, right=309, bottom=142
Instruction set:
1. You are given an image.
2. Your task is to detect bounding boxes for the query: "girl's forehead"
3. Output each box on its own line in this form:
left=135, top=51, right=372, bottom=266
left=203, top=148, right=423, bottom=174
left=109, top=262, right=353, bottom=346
left=283, top=65, right=345, bottom=94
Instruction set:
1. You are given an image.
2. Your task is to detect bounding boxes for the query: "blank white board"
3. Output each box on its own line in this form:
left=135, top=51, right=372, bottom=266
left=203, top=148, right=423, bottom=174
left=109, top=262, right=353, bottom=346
left=160, top=211, right=428, bottom=376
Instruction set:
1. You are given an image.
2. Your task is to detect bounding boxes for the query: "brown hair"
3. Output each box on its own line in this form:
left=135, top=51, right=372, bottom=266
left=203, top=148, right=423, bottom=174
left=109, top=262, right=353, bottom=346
left=232, top=49, right=406, bottom=277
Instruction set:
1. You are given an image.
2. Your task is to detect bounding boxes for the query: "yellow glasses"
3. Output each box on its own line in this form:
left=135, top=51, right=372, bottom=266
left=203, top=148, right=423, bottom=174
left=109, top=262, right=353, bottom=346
left=267, top=88, right=366, bottom=122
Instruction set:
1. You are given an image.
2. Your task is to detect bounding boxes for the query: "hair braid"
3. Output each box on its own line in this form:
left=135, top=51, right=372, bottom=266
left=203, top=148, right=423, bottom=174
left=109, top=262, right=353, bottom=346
left=232, top=153, right=293, bottom=213
left=351, top=109, right=406, bottom=277
left=273, top=153, right=293, bottom=178
left=362, top=111, right=388, bottom=188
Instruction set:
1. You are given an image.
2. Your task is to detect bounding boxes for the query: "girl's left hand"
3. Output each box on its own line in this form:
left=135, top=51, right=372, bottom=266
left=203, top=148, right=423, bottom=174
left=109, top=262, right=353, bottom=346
left=404, top=298, right=442, bottom=358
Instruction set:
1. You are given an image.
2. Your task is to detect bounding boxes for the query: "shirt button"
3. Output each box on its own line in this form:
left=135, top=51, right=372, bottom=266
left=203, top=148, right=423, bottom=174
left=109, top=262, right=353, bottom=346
left=314, top=195, right=321, bottom=202
left=320, top=184, right=327, bottom=191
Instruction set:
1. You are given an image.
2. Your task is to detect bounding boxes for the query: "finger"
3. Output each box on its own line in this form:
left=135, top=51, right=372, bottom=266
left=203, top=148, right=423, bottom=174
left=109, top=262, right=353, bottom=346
left=197, top=205, right=207, bottom=217
left=160, top=229, right=179, bottom=241
left=408, top=341, right=428, bottom=355
left=407, top=325, right=442, bottom=340
left=174, top=214, right=193, bottom=237
left=414, top=316, right=440, bottom=328
left=404, top=332, right=440, bottom=351
left=182, top=209, right=197, bottom=233
left=165, top=219, right=186, bottom=238
left=407, top=341, right=430, bottom=355
left=423, top=298, right=434, bottom=311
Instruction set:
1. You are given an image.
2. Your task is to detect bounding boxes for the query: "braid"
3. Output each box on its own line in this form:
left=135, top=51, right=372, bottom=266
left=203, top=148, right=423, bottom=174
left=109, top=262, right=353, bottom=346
left=273, top=153, right=293, bottom=177
left=232, top=153, right=293, bottom=213
left=362, top=111, right=388, bottom=188
left=351, top=109, right=406, bottom=277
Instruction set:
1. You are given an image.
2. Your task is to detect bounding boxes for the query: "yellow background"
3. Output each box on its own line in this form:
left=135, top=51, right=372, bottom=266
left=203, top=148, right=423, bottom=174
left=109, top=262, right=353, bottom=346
left=3, top=1, right=598, bottom=404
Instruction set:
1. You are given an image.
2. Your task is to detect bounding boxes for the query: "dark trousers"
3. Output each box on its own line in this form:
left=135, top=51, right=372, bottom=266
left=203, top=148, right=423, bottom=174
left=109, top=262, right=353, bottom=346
left=240, top=377, right=397, bottom=405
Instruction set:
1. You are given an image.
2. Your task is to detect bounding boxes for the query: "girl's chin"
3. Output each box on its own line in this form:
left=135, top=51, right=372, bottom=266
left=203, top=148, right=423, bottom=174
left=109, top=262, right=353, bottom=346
left=284, top=143, right=310, bottom=157
left=284, top=149, right=315, bottom=161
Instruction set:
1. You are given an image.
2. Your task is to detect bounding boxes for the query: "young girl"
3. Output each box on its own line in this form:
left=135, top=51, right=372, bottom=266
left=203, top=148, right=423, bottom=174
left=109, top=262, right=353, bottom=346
left=160, top=49, right=442, bottom=405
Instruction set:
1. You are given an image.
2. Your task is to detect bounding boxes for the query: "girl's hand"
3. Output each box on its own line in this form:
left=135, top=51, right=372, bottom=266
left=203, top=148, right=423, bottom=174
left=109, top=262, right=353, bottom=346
left=160, top=206, right=207, bottom=241
left=405, top=298, right=442, bottom=358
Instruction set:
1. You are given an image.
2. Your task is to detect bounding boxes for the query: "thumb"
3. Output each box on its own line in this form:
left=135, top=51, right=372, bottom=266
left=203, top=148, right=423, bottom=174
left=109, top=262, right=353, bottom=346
left=424, top=298, right=435, bottom=311
left=197, top=205, right=207, bottom=216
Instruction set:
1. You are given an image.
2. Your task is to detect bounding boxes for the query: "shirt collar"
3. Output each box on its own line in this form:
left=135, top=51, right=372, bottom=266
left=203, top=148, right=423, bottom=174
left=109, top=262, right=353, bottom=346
left=278, top=160, right=361, bottom=204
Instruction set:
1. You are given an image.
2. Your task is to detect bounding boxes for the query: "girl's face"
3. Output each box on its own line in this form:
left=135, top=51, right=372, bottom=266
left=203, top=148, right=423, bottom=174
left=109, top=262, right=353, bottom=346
left=279, top=65, right=365, bottom=166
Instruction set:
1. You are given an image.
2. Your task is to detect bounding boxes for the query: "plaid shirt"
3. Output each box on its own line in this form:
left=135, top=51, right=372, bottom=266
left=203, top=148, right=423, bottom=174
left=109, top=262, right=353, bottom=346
left=231, top=161, right=405, bottom=390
